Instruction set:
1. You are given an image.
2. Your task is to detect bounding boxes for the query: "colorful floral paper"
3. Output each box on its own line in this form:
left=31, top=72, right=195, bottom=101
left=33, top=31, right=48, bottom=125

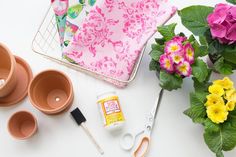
left=63, top=0, right=96, bottom=47
left=63, top=0, right=176, bottom=86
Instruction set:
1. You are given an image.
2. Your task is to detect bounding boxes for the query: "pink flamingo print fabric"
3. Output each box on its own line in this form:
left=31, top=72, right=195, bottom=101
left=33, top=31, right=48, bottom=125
left=63, top=0, right=177, bottom=87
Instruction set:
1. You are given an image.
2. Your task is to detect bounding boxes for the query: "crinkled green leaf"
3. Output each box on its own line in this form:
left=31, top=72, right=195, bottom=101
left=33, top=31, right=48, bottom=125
left=159, top=70, right=183, bottom=91
left=222, top=46, right=236, bottom=64
left=178, top=6, right=214, bottom=35
left=227, top=0, right=236, bottom=4
left=150, top=50, right=163, bottom=61
left=149, top=59, right=160, bottom=71
left=204, top=118, right=220, bottom=133
left=192, top=59, right=209, bottom=82
left=151, top=43, right=164, bottom=52
left=204, top=120, right=236, bottom=156
left=190, top=92, right=208, bottom=107
left=155, top=38, right=165, bottom=45
left=214, top=57, right=233, bottom=75
left=193, top=69, right=212, bottom=92
left=157, top=23, right=177, bottom=41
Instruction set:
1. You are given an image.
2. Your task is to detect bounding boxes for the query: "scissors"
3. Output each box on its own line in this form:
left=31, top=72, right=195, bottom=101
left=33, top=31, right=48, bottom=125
left=120, top=89, right=164, bottom=157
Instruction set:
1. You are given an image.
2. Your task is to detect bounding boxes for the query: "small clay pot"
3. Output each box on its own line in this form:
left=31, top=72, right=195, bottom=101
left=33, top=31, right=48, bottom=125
left=0, top=43, right=17, bottom=97
left=28, top=70, right=74, bottom=115
left=8, top=111, right=37, bottom=140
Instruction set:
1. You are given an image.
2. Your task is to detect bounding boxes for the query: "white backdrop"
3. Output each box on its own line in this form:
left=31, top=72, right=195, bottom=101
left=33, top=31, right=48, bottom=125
left=0, top=0, right=236, bottom=157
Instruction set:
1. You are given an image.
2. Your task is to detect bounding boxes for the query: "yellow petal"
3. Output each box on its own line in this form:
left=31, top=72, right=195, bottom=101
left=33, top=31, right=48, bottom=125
left=208, top=84, right=225, bottom=96
left=206, top=104, right=228, bottom=124
left=226, top=101, right=236, bottom=111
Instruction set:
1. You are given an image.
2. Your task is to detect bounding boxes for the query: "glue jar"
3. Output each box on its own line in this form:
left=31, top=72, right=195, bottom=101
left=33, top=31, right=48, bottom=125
left=97, top=92, right=125, bottom=132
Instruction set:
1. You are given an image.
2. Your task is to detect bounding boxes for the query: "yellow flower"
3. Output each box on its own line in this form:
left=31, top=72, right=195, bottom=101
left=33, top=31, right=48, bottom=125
left=213, top=77, right=234, bottom=89
left=205, top=94, right=225, bottom=107
left=228, top=91, right=236, bottom=102
left=225, top=88, right=235, bottom=100
left=226, top=101, right=236, bottom=111
left=208, top=84, right=225, bottom=96
left=206, top=104, right=228, bottom=124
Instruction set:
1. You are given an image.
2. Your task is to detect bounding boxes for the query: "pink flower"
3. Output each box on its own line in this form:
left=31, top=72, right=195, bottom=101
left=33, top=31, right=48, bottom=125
left=184, top=43, right=195, bottom=64
left=176, top=61, right=192, bottom=77
left=207, top=3, right=236, bottom=45
left=159, top=54, right=174, bottom=73
left=172, top=36, right=187, bottom=43
left=164, top=40, right=183, bottom=54
left=170, top=52, right=184, bottom=64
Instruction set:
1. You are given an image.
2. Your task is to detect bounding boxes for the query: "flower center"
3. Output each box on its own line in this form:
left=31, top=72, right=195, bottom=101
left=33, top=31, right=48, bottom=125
left=187, top=48, right=193, bottom=57
left=179, top=64, right=187, bottom=72
left=171, top=45, right=179, bottom=52
left=165, top=60, right=171, bottom=68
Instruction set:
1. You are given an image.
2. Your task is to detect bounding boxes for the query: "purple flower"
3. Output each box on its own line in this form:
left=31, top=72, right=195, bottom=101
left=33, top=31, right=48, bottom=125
left=207, top=3, right=236, bottom=45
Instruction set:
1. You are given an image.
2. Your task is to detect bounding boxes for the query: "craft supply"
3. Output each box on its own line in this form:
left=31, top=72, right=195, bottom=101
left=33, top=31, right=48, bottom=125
left=120, top=89, right=164, bottom=157
left=28, top=70, right=73, bottom=114
left=51, top=0, right=68, bottom=47
left=71, top=108, right=104, bottom=155
left=63, top=0, right=176, bottom=87
left=0, top=56, right=33, bottom=106
left=8, top=111, right=37, bottom=140
left=97, top=92, right=125, bottom=131
left=63, top=0, right=96, bottom=47
left=0, top=43, right=17, bottom=97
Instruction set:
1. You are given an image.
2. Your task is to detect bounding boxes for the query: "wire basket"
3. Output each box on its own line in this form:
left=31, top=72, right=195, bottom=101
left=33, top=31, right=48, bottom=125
left=32, top=6, right=145, bottom=87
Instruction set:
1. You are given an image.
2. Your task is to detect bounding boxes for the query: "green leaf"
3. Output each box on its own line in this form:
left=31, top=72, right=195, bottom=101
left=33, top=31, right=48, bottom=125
left=222, top=47, right=236, bottom=64
left=204, top=120, right=236, bottom=156
left=184, top=92, right=208, bottom=123
left=178, top=6, right=214, bottom=35
left=155, top=38, right=165, bottom=45
left=193, top=69, right=212, bottom=92
left=184, top=104, right=206, bottom=123
left=150, top=50, right=163, bottom=61
left=159, top=70, right=183, bottom=91
left=149, top=59, right=160, bottom=71
left=190, top=92, right=208, bottom=106
left=199, top=36, right=208, bottom=46
left=192, top=40, right=208, bottom=58
left=214, top=57, right=233, bottom=75
left=227, top=0, right=236, bottom=4
left=151, top=43, right=164, bottom=52
left=157, top=23, right=177, bottom=41
left=204, top=118, right=220, bottom=133
left=192, top=59, right=209, bottom=82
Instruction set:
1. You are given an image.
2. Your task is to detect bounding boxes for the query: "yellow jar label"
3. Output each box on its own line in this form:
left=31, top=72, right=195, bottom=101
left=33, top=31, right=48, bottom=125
left=98, top=96, right=125, bottom=126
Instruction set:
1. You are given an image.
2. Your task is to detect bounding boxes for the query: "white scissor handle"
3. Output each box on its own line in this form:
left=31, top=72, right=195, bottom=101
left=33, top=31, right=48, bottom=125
left=120, top=131, right=144, bottom=151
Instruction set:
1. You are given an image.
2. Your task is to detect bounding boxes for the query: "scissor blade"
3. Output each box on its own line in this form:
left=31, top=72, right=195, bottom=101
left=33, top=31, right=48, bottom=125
left=153, top=89, right=164, bottom=119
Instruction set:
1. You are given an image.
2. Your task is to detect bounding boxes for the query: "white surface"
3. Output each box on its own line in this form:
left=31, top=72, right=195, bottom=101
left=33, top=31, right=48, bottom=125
left=0, top=0, right=236, bottom=157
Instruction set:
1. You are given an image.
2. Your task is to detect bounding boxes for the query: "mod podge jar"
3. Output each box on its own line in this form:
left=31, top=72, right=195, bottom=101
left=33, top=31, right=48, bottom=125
left=97, top=92, right=125, bottom=131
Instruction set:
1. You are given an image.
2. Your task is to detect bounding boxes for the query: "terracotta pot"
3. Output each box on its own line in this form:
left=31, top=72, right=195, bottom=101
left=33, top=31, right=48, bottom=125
left=0, top=43, right=17, bottom=97
left=28, top=70, right=74, bottom=115
left=8, top=111, right=37, bottom=140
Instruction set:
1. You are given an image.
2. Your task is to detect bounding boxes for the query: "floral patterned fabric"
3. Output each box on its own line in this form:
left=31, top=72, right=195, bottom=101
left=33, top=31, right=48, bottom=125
left=63, top=0, right=176, bottom=86
left=63, top=0, right=96, bottom=47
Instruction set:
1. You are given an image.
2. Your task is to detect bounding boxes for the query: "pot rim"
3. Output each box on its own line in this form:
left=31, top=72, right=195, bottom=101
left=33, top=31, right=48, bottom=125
left=0, top=43, right=16, bottom=91
left=8, top=110, right=38, bottom=140
left=28, top=69, right=73, bottom=114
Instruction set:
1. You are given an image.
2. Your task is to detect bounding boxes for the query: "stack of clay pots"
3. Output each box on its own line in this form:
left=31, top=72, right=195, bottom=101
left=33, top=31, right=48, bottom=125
left=0, top=43, right=74, bottom=139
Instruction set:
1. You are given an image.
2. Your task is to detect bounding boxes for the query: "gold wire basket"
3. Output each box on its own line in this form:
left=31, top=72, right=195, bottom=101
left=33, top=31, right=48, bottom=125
left=32, top=6, right=145, bottom=87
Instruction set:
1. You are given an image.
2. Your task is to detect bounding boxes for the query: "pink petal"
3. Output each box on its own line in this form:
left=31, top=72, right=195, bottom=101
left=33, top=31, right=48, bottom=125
left=210, top=24, right=227, bottom=38
left=229, top=7, right=236, bottom=19
left=226, top=23, right=236, bottom=41
left=176, top=61, right=192, bottom=77
left=184, top=43, right=195, bottom=64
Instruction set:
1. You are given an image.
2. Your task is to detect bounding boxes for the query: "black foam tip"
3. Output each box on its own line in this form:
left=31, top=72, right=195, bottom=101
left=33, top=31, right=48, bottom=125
left=71, top=108, right=86, bottom=125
